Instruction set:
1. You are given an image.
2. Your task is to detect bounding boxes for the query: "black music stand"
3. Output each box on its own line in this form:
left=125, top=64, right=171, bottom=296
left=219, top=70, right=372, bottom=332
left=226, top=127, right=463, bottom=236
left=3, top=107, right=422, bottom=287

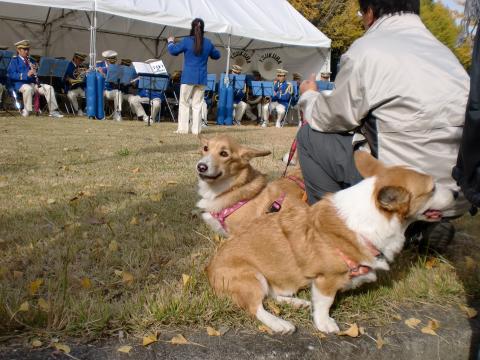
left=106, top=65, right=135, bottom=118
left=138, top=75, right=169, bottom=126
left=0, top=50, right=14, bottom=115
left=38, top=57, right=69, bottom=114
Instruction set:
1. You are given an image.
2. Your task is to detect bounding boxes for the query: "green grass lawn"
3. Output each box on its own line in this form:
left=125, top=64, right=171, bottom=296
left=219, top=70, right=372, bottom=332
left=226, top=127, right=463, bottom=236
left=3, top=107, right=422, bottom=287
left=0, top=116, right=478, bottom=340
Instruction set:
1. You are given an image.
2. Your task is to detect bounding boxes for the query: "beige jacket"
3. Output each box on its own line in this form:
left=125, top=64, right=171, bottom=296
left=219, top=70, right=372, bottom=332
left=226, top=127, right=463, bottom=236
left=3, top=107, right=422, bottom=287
left=299, top=14, right=470, bottom=216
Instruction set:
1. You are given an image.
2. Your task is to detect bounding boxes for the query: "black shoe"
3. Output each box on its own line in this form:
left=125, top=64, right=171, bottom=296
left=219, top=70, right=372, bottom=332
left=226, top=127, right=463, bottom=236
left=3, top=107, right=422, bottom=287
left=405, top=221, right=455, bottom=253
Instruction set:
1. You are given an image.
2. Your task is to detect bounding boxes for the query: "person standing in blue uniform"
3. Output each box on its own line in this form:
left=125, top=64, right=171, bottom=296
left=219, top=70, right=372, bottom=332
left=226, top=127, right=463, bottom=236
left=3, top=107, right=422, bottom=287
left=7, top=40, right=63, bottom=118
left=167, top=18, right=221, bottom=134
left=261, top=69, right=292, bottom=128
left=65, top=52, right=87, bottom=116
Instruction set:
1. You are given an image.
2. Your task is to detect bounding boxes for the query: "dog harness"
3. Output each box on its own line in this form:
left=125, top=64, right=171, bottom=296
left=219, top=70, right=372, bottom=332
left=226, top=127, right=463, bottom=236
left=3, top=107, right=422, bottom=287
left=337, top=238, right=385, bottom=278
left=268, top=175, right=306, bottom=213
left=210, top=200, right=249, bottom=231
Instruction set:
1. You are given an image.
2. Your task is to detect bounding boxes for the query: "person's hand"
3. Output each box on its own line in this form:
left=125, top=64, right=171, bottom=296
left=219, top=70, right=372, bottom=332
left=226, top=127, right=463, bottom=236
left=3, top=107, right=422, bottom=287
left=167, top=36, right=175, bottom=43
left=299, top=73, right=318, bottom=95
left=28, top=69, right=35, bottom=77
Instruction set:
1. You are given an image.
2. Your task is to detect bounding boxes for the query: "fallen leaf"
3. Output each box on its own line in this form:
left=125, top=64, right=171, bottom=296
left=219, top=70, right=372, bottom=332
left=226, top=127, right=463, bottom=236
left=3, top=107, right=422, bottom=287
left=132, top=167, right=140, bottom=174
left=13, top=271, right=23, bottom=279
left=459, top=305, right=478, bottom=319
left=81, top=277, right=92, bottom=289
left=258, top=325, right=273, bottom=335
left=29, top=279, right=43, bottom=295
left=392, top=313, right=402, bottom=321
left=117, top=345, right=132, bottom=353
left=122, top=272, right=134, bottom=285
left=18, top=301, right=29, bottom=312
left=130, top=217, right=139, bottom=225
left=266, top=300, right=281, bottom=315
left=421, top=324, right=437, bottom=336
left=338, top=323, right=359, bottom=337
left=54, top=343, right=71, bottom=353
left=114, top=269, right=123, bottom=277
left=206, top=326, right=221, bottom=336
left=47, top=199, right=56, bottom=205
left=31, top=339, right=42, bottom=348
left=37, top=298, right=50, bottom=312
left=167, top=181, right=178, bottom=185
left=376, top=334, right=386, bottom=349
left=182, top=274, right=191, bottom=287
left=170, top=334, right=189, bottom=345
left=109, top=240, right=119, bottom=252
left=405, top=318, right=421, bottom=329
left=150, top=193, right=163, bottom=202
left=425, top=258, right=439, bottom=269
left=142, top=333, right=157, bottom=346
left=465, top=256, right=477, bottom=271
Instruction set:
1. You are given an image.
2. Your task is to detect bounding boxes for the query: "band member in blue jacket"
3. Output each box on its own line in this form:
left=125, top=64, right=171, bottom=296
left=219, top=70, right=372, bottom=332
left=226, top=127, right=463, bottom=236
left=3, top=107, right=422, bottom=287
left=261, top=69, right=292, bottom=128
left=65, top=52, right=87, bottom=116
left=7, top=40, right=63, bottom=118
left=167, top=18, right=221, bottom=134
left=96, top=50, right=123, bottom=121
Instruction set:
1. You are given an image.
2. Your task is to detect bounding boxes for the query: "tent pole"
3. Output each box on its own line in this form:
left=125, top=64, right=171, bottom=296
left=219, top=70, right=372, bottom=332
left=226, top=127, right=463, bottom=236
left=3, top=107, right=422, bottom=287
left=89, top=0, right=97, bottom=69
left=224, top=34, right=231, bottom=86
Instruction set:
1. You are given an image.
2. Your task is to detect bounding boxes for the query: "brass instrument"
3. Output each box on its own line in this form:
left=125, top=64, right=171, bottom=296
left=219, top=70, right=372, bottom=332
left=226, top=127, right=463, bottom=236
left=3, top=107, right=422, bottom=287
left=262, top=96, right=271, bottom=104
left=71, top=64, right=88, bottom=84
left=214, top=94, right=219, bottom=102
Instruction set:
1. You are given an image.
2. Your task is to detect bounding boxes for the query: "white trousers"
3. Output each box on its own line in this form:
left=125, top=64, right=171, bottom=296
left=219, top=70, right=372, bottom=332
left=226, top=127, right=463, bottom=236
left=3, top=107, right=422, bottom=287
left=128, top=95, right=161, bottom=120
left=178, top=84, right=205, bottom=134
left=201, top=100, right=208, bottom=122
left=19, top=83, right=59, bottom=112
left=67, top=88, right=85, bottom=112
left=104, top=89, right=123, bottom=112
left=0, top=84, right=5, bottom=105
left=262, top=102, right=286, bottom=125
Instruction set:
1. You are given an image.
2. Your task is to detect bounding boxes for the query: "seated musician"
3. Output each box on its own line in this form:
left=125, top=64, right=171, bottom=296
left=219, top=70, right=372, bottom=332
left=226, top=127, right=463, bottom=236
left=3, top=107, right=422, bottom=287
left=119, top=58, right=136, bottom=104
left=7, top=40, right=63, bottom=118
left=65, top=52, right=87, bottom=116
left=318, top=71, right=334, bottom=91
left=0, top=45, right=8, bottom=110
left=128, top=59, right=165, bottom=123
left=97, top=50, right=123, bottom=121
left=288, top=72, right=302, bottom=126
left=261, top=68, right=292, bottom=128
left=230, top=65, right=257, bottom=125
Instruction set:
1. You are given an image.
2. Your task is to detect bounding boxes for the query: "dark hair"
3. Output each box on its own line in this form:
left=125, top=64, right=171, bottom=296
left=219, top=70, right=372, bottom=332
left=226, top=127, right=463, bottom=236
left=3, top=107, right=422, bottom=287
left=190, top=18, right=205, bottom=56
left=359, top=0, right=419, bottom=19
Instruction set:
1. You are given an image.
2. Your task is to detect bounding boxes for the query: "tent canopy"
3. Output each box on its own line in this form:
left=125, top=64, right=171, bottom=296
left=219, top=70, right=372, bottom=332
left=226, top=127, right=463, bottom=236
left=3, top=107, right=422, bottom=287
left=0, top=0, right=331, bottom=79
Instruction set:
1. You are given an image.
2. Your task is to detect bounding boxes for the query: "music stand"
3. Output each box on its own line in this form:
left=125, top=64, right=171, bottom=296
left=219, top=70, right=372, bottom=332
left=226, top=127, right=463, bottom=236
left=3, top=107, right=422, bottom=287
left=138, top=75, right=169, bottom=126
left=316, top=80, right=334, bottom=91
left=106, top=64, right=135, bottom=119
left=0, top=50, right=14, bottom=115
left=38, top=57, right=69, bottom=115
left=250, top=81, right=274, bottom=97
left=220, top=73, right=246, bottom=91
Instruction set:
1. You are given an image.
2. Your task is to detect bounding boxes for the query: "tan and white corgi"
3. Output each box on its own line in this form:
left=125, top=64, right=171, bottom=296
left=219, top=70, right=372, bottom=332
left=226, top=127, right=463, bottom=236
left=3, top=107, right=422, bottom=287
left=206, top=151, right=455, bottom=334
left=196, top=134, right=306, bottom=237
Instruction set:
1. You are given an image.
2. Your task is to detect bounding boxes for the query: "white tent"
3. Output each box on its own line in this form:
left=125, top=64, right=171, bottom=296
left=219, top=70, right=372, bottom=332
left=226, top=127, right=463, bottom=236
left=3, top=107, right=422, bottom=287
left=0, top=0, right=331, bottom=80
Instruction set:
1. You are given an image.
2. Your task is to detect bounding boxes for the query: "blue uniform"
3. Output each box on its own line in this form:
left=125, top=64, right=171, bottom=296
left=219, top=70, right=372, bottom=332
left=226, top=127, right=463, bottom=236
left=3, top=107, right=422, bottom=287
left=138, top=88, right=165, bottom=101
left=7, top=55, right=36, bottom=92
left=233, top=87, right=245, bottom=104
left=167, top=36, right=221, bottom=86
left=317, top=80, right=334, bottom=91
left=272, top=80, right=292, bottom=107
left=96, top=61, right=115, bottom=91
left=64, top=61, right=85, bottom=92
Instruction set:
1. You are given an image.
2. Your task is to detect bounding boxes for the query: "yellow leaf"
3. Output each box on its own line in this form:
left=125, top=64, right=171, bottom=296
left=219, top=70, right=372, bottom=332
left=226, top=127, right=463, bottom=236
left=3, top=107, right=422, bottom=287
left=266, top=300, right=281, bottom=315
left=109, top=240, right=119, bottom=252
left=122, top=272, right=134, bottom=285
left=130, top=217, right=139, bottom=225
left=206, top=326, right=221, bottom=336
left=31, top=339, right=42, bottom=348
left=142, top=334, right=157, bottom=346
left=258, top=325, right=273, bottom=335
left=29, top=278, right=43, bottom=296
left=47, top=198, right=56, bottom=205
left=376, top=334, right=385, bottom=349
left=338, top=323, right=359, bottom=337
left=421, top=326, right=437, bottom=336
left=13, top=271, right=23, bottom=279
left=392, top=313, right=402, bottom=321
left=54, top=343, right=71, bottom=353
left=428, top=319, right=440, bottom=330
left=170, top=334, right=189, bottom=345
left=405, top=318, right=421, bottom=329
left=117, top=345, right=132, bottom=353
left=459, top=305, right=478, bottom=319
left=37, top=298, right=50, bottom=312
left=81, top=277, right=92, bottom=289
left=167, top=181, right=178, bottom=185
left=132, top=167, right=140, bottom=174
left=150, top=193, right=163, bottom=202
left=182, top=274, right=191, bottom=287
left=18, top=301, right=29, bottom=312
left=425, top=258, right=439, bottom=269
left=114, top=269, right=123, bottom=277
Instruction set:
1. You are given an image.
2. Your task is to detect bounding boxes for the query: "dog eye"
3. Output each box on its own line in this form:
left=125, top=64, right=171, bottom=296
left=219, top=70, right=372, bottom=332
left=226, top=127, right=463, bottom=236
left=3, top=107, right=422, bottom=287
left=220, top=151, right=229, bottom=157
left=203, top=146, right=208, bottom=152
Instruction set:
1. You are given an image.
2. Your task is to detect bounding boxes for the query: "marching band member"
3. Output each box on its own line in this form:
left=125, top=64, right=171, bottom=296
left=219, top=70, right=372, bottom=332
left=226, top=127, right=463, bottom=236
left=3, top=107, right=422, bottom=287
left=65, top=52, right=87, bottom=116
left=261, top=68, right=292, bottom=128
left=230, top=65, right=251, bottom=125
left=128, top=59, right=165, bottom=123
left=288, top=72, right=302, bottom=126
left=0, top=45, right=8, bottom=110
left=7, top=40, right=63, bottom=118
left=97, top=50, right=123, bottom=121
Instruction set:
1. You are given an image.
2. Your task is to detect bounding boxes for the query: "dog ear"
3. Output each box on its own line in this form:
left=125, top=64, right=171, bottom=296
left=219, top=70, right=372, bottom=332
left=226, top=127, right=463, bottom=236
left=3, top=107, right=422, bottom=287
left=239, top=146, right=271, bottom=161
left=354, top=151, right=385, bottom=178
left=377, top=186, right=411, bottom=212
left=198, top=134, right=208, bottom=146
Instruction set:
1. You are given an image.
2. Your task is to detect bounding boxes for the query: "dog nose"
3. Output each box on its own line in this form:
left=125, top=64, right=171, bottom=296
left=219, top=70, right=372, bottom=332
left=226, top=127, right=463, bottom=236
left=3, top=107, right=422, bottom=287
left=197, top=162, right=208, bottom=173
left=452, top=190, right=459, bottom=200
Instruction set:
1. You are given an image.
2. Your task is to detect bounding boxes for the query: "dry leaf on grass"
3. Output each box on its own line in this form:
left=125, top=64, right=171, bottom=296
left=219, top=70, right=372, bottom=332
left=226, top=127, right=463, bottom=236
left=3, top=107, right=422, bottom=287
left=425, top=258, right=439, bottom=269
left=29, top=278, right=43, bottom=295
left=206, top=326, right=221, bottom=336
left=182, top=274, right=191, bottom=287
left=142, top=333, right=158, bottom=346
left=18, top=301, right=29, bottom=312
left=38, top=298, right=50, bottom=312
left=459, top=305, right=478, bottom=319
left=117, top=345, right=132, bottom=353
left=167, top=181, right=178, bottom=185
left=54, top=343, right=71, bottom=353
left=109, top=240, right=119, bottom=252
left=405, top=318, right=421, bottom=329
left=258, top=325, right=273, bottom=335
left=338, top=323, right=359, bottom=337
left=47, top=198, right=56, bottom=205
left=170, top=334, right=189, bottom=345
left=130, top=216, right=139, bottom=225
left=421, top=319, right=439, bottom=336
left=31, top=339, right=42, bottom=348
left=266, top=300, right=281, bottom=315
left=376, top=334, right=386, bottom=349
left=81, top=277, right=92, bottom=289
left=122, top=272, right=134, bottom=285
left=132, top=167, right=140, bottom=174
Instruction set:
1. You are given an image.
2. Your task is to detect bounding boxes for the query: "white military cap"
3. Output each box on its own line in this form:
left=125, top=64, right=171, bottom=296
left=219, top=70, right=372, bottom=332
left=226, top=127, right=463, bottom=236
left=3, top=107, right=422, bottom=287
left=0, top=45, right=8, bottom=50
left=231, top=64, right=242, bottom=73
left=320, top=71, right=332, bottom=76
left=74, top=52, right=88, bottom=61
left=14, top=40, right=30, bottom=49
left=102, top=50, right=118, bottom=59
left=145, top=58, right=158, bottom=63
left=276, top=68, right=288, bottom=75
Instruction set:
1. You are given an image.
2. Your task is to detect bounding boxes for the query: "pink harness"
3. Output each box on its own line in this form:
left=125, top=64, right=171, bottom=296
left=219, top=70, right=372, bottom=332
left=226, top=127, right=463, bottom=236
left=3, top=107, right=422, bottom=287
left=210, top=200, right=249, bottom=231
left=337, top=237, right=384, bottom=278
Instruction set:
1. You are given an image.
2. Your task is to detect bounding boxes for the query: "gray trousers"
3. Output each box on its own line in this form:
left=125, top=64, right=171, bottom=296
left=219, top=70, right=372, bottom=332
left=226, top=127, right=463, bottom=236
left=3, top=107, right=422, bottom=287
left=296, top=124, right=363, bottom=205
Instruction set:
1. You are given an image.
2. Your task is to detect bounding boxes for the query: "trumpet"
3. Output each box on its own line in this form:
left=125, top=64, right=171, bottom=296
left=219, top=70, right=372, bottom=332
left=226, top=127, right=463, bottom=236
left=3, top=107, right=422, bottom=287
left=71, top=64, right=88, bottom=84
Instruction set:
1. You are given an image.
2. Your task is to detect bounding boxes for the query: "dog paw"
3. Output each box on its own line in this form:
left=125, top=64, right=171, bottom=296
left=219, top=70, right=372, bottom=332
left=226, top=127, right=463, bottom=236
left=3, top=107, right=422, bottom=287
left=266, top=318, right=296, bottom=335
left=314, top=316, right=339, bottom=334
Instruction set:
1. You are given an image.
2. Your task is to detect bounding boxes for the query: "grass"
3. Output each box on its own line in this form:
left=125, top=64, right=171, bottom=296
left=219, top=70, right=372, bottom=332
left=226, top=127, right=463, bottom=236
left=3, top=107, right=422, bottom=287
left=0, top=116, right=478, bottom=340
